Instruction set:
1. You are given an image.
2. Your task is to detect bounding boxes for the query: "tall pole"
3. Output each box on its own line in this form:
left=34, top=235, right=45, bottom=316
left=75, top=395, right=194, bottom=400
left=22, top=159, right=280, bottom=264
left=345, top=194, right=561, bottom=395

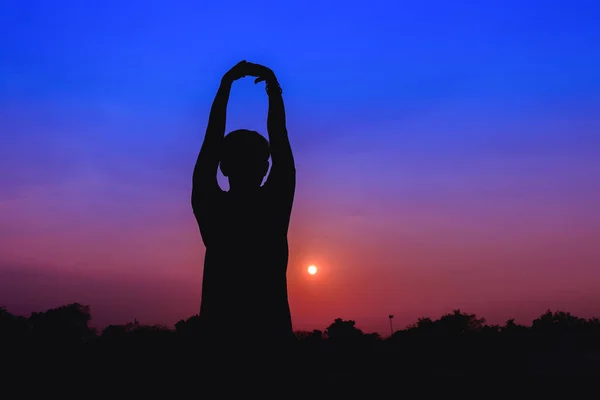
left=388, top=315, right=394, bottom=336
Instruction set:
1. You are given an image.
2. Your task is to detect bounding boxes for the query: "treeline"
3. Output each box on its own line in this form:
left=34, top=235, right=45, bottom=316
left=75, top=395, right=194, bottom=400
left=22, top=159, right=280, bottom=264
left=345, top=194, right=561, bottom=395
left=2, top=304, right=600, bottom=378
left=2, top=303, right=600, bottom=347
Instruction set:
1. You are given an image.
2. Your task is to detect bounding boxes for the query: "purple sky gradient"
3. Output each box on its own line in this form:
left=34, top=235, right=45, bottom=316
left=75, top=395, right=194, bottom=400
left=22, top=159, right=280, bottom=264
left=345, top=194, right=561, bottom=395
left=1, top=0, right=599, bottom=333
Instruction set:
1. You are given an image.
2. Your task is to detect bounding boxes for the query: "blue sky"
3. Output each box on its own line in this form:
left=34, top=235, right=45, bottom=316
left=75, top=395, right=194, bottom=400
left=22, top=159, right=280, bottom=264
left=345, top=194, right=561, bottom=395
left=1, top=0, right=599, bottom=331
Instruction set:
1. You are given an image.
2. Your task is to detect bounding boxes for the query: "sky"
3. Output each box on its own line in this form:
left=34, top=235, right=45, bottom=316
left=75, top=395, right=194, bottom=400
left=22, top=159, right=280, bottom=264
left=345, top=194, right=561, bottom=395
left=1, top=0, right=599, bottom=334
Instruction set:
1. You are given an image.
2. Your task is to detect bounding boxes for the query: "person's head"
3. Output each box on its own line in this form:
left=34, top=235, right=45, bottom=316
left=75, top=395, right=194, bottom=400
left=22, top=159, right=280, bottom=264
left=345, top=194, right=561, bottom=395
left=220, top=129, right=270, bottom=191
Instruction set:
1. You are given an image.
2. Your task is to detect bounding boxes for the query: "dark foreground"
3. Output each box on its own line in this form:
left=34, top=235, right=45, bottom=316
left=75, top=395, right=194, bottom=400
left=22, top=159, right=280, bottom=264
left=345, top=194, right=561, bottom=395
left=3, top=305, right=600, bottom=393
left=4, top=335, right=600, bottom=390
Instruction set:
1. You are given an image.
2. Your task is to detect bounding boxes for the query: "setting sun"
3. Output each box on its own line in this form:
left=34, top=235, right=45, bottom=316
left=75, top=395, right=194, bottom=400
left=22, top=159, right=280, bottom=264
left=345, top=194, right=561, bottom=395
left=308, top=265, right=317, bottom=275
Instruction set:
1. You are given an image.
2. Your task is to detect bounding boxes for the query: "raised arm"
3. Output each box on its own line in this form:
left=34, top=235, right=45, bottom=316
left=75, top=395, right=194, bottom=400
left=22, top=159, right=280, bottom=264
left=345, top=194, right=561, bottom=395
left=250, top=65, right=295, bottom=192
left=192, top=61, right=249, bottom=205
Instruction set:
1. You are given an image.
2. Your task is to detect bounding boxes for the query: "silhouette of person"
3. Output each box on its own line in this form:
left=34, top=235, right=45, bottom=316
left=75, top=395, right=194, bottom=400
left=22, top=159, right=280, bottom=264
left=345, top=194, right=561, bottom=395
left=192, top=61, right=296, bottom=353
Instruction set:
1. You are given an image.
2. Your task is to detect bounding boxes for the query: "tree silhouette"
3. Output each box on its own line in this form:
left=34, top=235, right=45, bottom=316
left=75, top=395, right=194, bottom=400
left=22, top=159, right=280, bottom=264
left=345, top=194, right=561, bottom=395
left=174, top=315, right=202, bottom=338
left=502, top=318, right=528, bottom=334
left=0, top=306, right=28, bottom=342
left=436, top=309, right=486, bottom=334
left=3, top=304, right=600, bottom=380
left=325, top=318, right=363, bottom=340
left=532, top=310, right=587, bottom=333
left=29, top=303, right=94, bottom=345
left=407, top=317, right=435, bottom=333
left=405, top=310, right=485, bottom=335
left=101, top=324, right=129, bottom=340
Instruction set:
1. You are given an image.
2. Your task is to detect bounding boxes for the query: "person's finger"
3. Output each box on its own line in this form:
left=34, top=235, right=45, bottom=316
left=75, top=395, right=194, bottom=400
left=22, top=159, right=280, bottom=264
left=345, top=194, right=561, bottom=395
left=232, top=60, right=246, bottom=70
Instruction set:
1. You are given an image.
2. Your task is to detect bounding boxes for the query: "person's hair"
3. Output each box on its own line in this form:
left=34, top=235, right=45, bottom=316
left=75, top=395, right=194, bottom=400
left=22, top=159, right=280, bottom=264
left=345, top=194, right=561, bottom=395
left=220, top=130, right=270, bottom=182
left=221, top=129, right=270, bottom=163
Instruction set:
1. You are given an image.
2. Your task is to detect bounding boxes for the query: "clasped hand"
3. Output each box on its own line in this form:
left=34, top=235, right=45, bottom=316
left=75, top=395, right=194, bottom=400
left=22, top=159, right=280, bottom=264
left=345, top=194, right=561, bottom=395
left=223, top=60, right=277, bottom=86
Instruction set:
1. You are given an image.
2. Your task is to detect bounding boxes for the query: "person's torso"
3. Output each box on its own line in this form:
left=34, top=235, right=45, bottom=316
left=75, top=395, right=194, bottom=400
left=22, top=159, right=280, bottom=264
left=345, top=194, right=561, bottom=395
left=199, top=189, right=291, bottom=320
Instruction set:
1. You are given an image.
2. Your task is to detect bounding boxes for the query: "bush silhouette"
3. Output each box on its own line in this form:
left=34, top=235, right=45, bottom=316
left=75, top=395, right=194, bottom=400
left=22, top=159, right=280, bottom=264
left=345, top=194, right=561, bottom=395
left=3, top=303, right=600, bottom=382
